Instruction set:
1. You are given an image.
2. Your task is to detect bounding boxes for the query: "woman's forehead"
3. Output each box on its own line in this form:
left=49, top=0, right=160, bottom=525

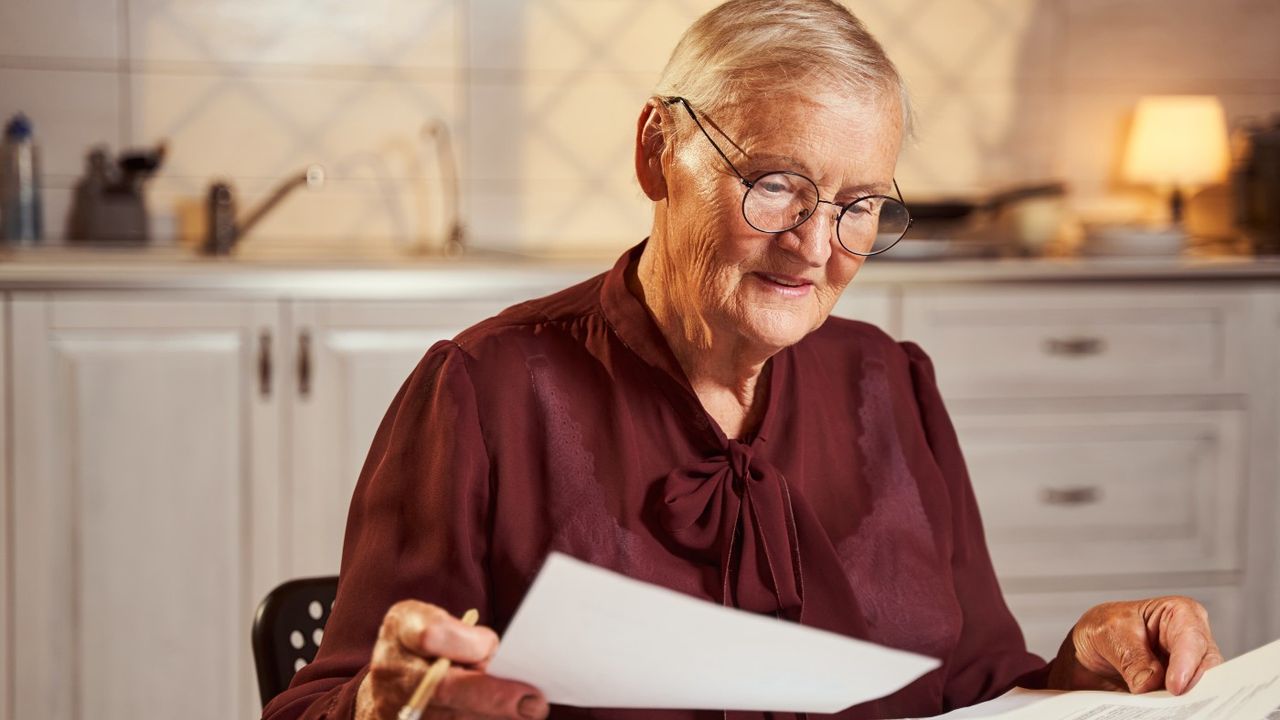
left=717, top=91, right=903, bottom=185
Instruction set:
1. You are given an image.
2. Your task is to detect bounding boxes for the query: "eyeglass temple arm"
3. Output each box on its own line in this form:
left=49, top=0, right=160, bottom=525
left=662, top=97, right=751, bottom=186
left=664, top=97, right=911, bottom=212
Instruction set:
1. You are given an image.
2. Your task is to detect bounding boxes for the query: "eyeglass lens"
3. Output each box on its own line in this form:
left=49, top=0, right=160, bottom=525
left=742, top=171, right=911, bottom=256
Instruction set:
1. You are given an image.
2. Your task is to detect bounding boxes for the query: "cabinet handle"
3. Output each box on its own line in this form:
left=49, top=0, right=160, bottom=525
left=1041, top=486, right=1101, bottom=506
left=298, top=329, right=312, bottom=398
left=1043, top=336, right=1106, bottom=357
left=258, top=330, right=272, bottom=398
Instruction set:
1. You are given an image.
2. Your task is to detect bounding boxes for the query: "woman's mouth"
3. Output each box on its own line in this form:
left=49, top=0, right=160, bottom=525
left=753, top=271, right=814, bottom=296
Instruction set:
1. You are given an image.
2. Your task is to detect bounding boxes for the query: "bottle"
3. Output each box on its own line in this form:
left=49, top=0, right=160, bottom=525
left=0, top=113, right=44, bottom=244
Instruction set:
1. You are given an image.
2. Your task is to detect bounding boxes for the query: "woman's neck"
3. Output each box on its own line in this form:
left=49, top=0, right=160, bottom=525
left=631, top=239, right=774, bottom=440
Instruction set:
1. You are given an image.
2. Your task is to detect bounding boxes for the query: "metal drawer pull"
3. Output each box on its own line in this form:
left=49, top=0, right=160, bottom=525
left=1044, top=336, right=1106, bottom=357
left=1041, top=486, right=1101, bottom=506
left=298, top=329, right=312, bottom=398
left=258, top=330, right=272, bottom=398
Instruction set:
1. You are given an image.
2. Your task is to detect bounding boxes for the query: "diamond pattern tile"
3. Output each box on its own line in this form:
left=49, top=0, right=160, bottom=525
left=2, top=0, right=1277, bottom=245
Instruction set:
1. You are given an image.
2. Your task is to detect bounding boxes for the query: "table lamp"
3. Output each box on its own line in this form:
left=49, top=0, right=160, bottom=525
left=1122, top=95, right=1229, bottom=235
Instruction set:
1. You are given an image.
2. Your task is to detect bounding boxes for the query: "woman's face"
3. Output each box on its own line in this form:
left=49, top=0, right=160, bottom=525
left=652, top=89, right=904, bottom=354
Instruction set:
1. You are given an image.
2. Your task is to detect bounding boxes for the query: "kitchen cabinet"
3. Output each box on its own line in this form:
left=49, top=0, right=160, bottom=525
left=902, top=284, right=1263, bottom=659
left=8, top=295, right=281, bottom=720
left=286, top=299, right=522, bottom=578
left=0, top=260, right=1274, bottom=720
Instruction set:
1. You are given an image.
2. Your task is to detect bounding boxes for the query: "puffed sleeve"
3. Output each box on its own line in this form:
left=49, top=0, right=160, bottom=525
left=901, top=341, right=1050, bottom=710
left=261, top=340, right=493, bottom=720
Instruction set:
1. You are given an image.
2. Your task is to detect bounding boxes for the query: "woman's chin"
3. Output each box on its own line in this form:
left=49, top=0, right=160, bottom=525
left=733, top=311, right=818, bottom=352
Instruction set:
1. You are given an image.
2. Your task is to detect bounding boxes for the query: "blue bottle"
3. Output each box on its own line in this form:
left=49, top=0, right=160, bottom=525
left=1, top=113, right=44, bottom=244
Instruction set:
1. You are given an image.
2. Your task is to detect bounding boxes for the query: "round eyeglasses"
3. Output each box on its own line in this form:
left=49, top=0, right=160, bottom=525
left=664, top=97, right=913, bottom=256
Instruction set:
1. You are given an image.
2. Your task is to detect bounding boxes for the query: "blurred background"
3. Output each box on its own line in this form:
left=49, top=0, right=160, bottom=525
left=0, top=3, right=1279, bottom=720
left=0, top=0, right=1277, bottom=255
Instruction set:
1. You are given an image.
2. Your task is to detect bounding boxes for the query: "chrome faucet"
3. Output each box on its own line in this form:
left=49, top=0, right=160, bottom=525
left=202, top=164, right=325, bottom=255
left=420, top=119, right=465, bottom=254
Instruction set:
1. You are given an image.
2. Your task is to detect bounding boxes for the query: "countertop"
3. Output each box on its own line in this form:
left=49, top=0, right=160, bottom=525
left=0, top=246, right=1277, bottom=299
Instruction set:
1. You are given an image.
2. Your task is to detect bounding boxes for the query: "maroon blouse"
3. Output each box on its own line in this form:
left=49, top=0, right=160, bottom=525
left=262, top=243, right=1048, bottom=720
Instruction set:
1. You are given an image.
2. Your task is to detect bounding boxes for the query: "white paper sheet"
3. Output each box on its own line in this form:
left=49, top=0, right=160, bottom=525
left=910, top=636, right=1280, bottom=720
left=486, top=552, right=941, bottom=713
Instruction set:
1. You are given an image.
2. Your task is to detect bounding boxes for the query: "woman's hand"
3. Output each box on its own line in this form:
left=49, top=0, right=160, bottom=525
left=1048, top=596, right=1224, bottom=695
left=355, top=600, right=549, bottom=720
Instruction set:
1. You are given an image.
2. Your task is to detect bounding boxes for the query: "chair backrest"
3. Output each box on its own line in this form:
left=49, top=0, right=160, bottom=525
left=251, top=575, right=340, bottom=707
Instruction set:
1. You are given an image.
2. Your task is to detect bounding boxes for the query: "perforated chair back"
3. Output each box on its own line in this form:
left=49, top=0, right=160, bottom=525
left=251, top=575, right=340, bottom=707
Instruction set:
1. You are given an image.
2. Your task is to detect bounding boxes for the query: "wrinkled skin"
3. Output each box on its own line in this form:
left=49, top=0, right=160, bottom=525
left=1050, top=595, right=1223, bottom=695
left=354, top=601, right=548, bottom=720
left=633, top=90, right=902, bottom=437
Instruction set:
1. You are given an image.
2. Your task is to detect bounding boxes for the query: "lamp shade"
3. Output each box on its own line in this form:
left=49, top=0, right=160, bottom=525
left=1122, top=95, right=1229, bottom=188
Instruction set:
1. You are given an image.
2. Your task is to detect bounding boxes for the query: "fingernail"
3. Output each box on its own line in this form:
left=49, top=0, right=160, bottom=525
left=518, top=694, right=548, bottom=719
left=1132, top=669, right=1154, bottom=691
left=1172, top=670, right=1190, bottom=695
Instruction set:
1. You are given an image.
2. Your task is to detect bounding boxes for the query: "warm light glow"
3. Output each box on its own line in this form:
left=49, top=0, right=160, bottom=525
left=1123, top=96, right=1229, bottom=189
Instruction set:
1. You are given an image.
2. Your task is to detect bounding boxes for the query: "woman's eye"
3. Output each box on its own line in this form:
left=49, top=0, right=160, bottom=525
left=848, top=198, right=883, bottom=215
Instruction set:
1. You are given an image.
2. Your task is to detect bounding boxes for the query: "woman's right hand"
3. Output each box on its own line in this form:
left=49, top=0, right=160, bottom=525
left=355, top=600, right=549, bottom=720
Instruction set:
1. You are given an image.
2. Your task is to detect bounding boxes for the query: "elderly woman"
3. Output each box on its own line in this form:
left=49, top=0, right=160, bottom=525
left=263, top=2, right=1222, bottom=719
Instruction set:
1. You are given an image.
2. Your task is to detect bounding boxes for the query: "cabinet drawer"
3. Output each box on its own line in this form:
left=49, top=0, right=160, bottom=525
left=901, top=287, right=1249, bottom=398
left=831, top=285, right=894, bottom=335
left=956, top=409, right=1244, bottom=579
left=1005, top=585, right=1244, bottom=660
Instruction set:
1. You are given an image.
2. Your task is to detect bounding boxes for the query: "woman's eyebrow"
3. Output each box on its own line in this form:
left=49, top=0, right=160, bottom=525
left=838, top=181, right=893, bottom=197
left=738, top=151, right=892, bottom=196
left=742, top=152, right=810, bottom=171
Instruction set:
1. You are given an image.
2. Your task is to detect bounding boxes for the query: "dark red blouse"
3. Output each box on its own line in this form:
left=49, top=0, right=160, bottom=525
left=262, top=243, right=1048, bottom=720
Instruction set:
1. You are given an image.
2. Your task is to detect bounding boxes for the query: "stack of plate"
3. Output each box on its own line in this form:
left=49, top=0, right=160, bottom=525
left=1081, top=224, right=1187, bottom=257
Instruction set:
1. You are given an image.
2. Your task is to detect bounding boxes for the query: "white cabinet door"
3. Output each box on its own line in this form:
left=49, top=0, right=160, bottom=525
left=955, top=408, right=1246, bottom=581
left=831, top=284, right=895, bottom=335
left=286, top=299, right=512, bottom=578
left=10, top=294, right=282, bottom=720
left=0, top=294, right=8, bottom=720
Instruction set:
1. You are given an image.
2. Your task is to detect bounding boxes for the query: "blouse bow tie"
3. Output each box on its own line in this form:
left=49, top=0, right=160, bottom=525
left=659, top=440, right=805, bottom=620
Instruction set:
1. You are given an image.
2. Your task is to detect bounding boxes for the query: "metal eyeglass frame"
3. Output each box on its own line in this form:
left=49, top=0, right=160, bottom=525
left=662, top=96, right=912, bottom=256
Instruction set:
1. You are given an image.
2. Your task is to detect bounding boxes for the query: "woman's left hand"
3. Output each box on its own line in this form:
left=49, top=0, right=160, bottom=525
left=1048, top=595, right=1224, bottom=695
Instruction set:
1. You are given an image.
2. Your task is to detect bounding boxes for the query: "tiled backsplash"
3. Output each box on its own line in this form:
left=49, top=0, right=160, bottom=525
left=2, top=0, right=1278, bottom=254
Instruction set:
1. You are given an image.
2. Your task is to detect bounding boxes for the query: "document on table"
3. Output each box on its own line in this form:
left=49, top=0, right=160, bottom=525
left=486, top=552, right=940, bottom=713
left=912, top=635, right=1280, bottom=720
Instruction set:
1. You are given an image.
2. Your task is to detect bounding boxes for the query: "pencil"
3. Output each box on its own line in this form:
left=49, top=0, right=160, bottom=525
left=396, top=608, right=480, bottom=720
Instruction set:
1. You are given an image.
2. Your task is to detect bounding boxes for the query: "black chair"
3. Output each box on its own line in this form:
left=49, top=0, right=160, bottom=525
left=252, top=575, right=340, bottom=707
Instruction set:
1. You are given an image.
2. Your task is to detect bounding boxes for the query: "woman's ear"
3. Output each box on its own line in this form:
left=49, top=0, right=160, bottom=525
left=635, top=100, right=669, bottom=201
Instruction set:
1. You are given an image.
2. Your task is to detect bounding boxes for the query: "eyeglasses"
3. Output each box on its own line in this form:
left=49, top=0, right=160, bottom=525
left=663, top=96, right=912, bottom=256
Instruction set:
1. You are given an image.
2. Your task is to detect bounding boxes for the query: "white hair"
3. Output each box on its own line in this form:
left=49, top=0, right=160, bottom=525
left=654, top=0, right=912, bottom=137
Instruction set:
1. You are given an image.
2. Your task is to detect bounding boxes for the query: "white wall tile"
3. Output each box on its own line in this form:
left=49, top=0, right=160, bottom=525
left=36, top=185, right=74, bottom=243
left=467, top=0, right=718, bottom=74
left=465, top=182, right=648, bottom=252
left=898, top=89, right=1060, bottom=197
left=0, top=0, right=120, bottom=62
left=128, top=0, right=460, bottom=71
left=859, top=0, right=1061, bottom=89
left=468, top=73, right=643, bottom=183
left=3, top=0, right=1277, bottom=252
left=1064, top=0, right=1280, bottom=84
left=130, top=73, right=458, bottom=183
left=0, top=68, right=121, bottom=179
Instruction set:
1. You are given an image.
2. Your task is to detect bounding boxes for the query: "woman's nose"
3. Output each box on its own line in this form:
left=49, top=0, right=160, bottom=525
left=777, top=207, right=835, bottom=266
